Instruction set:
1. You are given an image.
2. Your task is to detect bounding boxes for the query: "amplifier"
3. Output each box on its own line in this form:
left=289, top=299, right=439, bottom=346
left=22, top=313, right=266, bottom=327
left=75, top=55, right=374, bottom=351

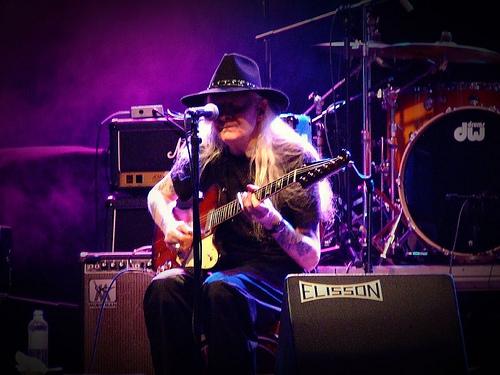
left=81, top=251, right=155, bottom=375
left=109, top=117, right=184, bottom=189
left=105, top=194, right=154, bottom=252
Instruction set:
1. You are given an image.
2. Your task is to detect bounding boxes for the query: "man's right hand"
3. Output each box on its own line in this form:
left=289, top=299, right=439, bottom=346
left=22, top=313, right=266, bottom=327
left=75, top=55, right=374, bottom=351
left=163, top=210, right=193, bottom=258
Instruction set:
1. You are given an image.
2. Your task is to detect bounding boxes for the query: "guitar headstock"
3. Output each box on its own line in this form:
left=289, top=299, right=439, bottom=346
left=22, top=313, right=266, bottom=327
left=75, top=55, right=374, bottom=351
left=296, top=149, right=351, bottom=188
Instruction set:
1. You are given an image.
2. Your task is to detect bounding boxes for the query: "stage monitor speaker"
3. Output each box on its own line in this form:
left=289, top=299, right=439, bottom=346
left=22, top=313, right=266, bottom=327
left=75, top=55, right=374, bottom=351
left=105, top=194, right=154, bottom=252
left=109, top=117, right=184, bottom=189
left=276, top=274, right=468, bottom=375
left=82, top=252, right=155, bottom=375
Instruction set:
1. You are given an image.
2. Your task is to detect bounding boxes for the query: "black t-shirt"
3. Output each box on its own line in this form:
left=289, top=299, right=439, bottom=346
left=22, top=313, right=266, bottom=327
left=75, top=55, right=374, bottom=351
left=171, top=148, right=321, bottom=285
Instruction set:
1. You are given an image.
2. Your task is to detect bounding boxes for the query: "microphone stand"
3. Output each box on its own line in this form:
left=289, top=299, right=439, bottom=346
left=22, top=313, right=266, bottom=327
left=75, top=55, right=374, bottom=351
left=342, top=4, right=353, bottom=255
left=255, top=0, right=373, bottom=88
left=361, top=4, right=373, bottom=236
left=184, top=112, right=203, bottom=362
left=255, top=0, right=372, bottom=40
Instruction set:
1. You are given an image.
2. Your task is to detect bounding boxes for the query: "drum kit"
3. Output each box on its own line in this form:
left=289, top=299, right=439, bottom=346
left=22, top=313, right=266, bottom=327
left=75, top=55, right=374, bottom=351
left=313, top=37, right=500, bottom=264
left=256, top=2, right=500, bottom=265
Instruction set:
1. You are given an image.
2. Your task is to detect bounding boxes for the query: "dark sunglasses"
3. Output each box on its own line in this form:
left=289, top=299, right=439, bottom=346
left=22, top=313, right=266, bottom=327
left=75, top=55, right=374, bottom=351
left=214, top=101, right=255, bottom=118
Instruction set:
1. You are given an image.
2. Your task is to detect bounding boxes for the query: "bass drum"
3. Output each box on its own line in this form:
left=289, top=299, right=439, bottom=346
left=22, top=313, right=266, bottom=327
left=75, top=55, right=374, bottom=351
left=398, top=107, right=500, bottom=260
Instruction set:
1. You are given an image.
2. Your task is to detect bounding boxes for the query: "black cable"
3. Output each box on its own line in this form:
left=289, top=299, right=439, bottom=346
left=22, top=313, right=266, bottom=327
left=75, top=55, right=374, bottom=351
left=448, top=199, right=469, bottom=274
left=95, top=110, right=130, bottom=251
left=325, top=11, right=338, bottom=160
left=326, top=10, right=350, bottom=260
left=348, top=160, right=371, bottom=180
left=347, top=161, right=375, bottom=273
left=487, top=261, right=496, bottom=290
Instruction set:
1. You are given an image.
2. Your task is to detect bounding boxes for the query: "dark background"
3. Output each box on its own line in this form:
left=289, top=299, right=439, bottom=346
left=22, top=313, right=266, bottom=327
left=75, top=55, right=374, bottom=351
left=1, top=0, right=499, bottom=373
left=1, top=0, right=499, bottom=149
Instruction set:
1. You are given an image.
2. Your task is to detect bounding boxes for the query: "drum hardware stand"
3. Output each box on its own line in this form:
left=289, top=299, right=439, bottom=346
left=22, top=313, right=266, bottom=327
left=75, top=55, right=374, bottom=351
left=381, top=85, right=400, bottom=220
left=374, top=136, right=389, bottom=226
left=303, top=63, right=363, bottom=117
left=371, top=187, right=401, bottom=258
left=371, top=61, right=447, bottom=261
left=379, top=210, right=402, bottom=260
left=356, top=3, right=379, bottom=271
left=364, top=178, right=375, bottom=273
left=308, top=92, right=326, bottom=159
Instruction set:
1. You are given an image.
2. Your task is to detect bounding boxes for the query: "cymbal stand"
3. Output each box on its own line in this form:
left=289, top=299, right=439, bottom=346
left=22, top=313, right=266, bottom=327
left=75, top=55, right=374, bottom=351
left=381, top=85, right=400, bottom=220
left=359, top=4, right=376, bottom=263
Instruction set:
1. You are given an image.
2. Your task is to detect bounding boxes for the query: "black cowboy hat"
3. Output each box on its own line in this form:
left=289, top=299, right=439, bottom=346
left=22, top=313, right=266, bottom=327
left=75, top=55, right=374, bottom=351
left=181, top=53, right=289, bottom=112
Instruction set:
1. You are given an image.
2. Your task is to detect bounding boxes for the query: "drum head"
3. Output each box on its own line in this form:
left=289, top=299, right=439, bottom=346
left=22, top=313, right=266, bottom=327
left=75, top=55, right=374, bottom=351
left=399, top=107, right=500, bottom=259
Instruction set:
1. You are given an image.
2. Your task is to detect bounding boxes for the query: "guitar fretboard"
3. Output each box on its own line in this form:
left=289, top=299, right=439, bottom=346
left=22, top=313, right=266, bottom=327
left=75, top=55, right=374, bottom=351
left=205, top=169, right=299, bottom=229
left=202, top=153, right=348, bottom=231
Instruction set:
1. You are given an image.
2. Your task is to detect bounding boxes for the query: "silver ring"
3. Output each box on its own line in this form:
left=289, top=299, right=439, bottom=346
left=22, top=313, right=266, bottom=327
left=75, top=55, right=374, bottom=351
left=174, top=243, right=181, bottom=250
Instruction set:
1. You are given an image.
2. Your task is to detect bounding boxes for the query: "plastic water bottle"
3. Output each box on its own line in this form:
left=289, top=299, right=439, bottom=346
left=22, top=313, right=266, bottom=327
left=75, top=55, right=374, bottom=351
left=27, top=309, right=49, bottom=366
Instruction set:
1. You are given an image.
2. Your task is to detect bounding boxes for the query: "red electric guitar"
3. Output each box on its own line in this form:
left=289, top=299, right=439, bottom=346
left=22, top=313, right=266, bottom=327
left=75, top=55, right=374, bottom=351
left=151, top=150, right=351, bottom=272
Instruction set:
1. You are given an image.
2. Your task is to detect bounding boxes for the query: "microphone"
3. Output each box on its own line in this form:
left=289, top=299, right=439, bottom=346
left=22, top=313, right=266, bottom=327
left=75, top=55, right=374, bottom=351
left=185, top=103, right=219, bottom=120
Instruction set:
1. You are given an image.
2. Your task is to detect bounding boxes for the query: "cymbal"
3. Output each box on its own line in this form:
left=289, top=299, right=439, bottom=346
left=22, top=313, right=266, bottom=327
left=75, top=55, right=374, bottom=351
left=316, top=41, right=500, bottom=64
left=380, top=42, right=500, bottom=64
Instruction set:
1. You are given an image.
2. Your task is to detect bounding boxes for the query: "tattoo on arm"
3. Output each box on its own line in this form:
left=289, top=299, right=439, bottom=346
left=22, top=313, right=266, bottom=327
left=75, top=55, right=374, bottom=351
left=156, top=174, right=176, bottom=197
left=148, top=173, right=177, bottom=232
left=272, top=220, right=319, bottom=261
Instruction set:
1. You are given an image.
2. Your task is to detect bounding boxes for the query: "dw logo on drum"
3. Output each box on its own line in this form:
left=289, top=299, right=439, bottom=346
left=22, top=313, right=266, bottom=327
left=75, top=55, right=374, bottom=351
left=454, top=121, right=485, bottom=142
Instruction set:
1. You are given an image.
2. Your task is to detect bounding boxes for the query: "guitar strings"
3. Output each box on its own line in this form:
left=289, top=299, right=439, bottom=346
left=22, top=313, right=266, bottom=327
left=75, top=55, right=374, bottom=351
left=201, top=156, right=345, bottom=229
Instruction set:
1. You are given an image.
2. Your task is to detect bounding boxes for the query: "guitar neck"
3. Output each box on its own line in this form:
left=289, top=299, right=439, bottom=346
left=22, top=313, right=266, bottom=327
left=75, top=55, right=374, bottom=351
left=204, top=152, right=349, bottom=231
left=207, top=170, right=299, bottom=229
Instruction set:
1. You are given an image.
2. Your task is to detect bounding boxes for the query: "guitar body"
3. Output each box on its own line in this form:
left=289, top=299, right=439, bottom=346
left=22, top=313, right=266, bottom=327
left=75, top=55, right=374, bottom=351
left=151, top=185, right=221, bottom=272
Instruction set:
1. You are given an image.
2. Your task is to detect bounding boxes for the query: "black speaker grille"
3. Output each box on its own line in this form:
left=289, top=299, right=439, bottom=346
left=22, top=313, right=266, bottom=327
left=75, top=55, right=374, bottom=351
left=277, top=274, right=467, bottom=375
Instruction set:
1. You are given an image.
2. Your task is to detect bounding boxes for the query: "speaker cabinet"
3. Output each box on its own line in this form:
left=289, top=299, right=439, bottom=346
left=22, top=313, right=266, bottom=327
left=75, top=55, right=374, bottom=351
left=277, top=274, right=468, bottom=375
left=109, top=117, right=184, bottom=189
left=82, top=252, right=155, bottom=375
left=105, top=194, right=154, bottom=252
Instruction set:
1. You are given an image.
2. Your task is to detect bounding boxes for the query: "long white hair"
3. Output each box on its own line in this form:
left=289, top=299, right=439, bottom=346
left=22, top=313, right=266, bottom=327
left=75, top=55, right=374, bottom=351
left=176, top=93, right=335, bottom=225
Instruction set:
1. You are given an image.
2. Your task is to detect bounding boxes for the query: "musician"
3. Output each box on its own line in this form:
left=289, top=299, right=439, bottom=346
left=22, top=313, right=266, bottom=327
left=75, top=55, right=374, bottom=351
left=143, top=53, right=334, bottom=375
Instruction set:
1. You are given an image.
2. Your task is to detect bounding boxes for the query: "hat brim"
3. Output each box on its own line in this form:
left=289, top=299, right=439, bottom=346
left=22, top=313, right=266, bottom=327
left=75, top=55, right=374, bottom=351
left=181, top=87, right=289, bottom=112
